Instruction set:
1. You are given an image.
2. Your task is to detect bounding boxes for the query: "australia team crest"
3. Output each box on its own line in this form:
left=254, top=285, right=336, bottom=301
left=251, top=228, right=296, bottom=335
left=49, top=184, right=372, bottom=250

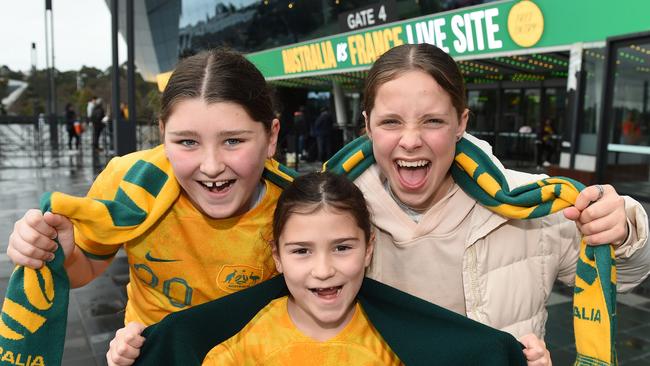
left=217, top=265, right=263, bottom=293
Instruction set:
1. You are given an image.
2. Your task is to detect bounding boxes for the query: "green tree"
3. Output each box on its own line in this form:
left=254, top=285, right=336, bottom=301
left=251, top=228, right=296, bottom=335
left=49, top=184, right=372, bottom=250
left=0, top=77, right=7, bottom=100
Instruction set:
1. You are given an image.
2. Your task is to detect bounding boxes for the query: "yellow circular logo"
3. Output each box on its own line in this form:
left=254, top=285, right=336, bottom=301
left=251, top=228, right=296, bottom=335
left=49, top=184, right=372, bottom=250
left=507, top=0, right=544, bottom=48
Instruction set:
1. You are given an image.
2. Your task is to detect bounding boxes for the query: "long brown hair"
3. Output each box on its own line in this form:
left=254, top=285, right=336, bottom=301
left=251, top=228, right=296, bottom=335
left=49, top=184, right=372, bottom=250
left=363, top=44, right=466, bottom=120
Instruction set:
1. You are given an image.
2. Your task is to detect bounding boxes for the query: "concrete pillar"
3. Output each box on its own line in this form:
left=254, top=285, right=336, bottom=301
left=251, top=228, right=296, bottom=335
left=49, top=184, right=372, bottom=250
left=561, top=43, right=590, bottom=170
left=332, top=81, right=347, bottom=127
left=118, top=0, right=137, bottom=155
left=332, top=81, right=351, bottom=142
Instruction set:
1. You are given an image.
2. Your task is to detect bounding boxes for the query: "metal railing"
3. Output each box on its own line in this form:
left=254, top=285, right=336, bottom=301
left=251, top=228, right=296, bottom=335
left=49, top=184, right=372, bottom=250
left=0, top=116, right=161, bottom=169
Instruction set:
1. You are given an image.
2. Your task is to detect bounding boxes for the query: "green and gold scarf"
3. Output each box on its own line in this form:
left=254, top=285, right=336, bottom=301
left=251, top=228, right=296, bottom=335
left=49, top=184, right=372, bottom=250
left=325, top=135, right=617, bottom=366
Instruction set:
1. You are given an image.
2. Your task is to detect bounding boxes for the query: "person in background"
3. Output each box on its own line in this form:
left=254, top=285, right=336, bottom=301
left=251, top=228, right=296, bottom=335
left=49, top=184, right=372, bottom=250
left=535, top=118, right=555, bottom=168
left=91, top=98, right=106, bottom=151
left=293, top=106, right=309, bottom=160
left=65, top=103, right=80, bottom=150
left=621, top=111, right=642, bottom=145
left=86, top=96, right=96, bottom=123
left=313, top=107, right=333, bottom=162
left=120, top=102, right=129, bottom=120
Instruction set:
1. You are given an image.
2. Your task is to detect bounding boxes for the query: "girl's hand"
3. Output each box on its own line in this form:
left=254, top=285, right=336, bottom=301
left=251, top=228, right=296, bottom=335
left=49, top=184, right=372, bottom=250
left=563, top=184, right=628, bottom=247
left=7, top=209, right=75, bottom=268
left=519, top=333, right=552, bottom=366
left=106, top=322, right=146, bottom=366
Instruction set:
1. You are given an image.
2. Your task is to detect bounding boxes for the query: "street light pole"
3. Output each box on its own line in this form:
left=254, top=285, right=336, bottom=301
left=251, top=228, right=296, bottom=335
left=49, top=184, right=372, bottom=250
left=45, top=0, right=58, bottom=153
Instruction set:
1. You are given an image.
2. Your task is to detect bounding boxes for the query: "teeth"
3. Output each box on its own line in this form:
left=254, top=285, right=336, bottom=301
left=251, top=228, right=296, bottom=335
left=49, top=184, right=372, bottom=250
left=396, top=160, right=429, bottom=168
left=311, top=286, right=342, bottom=293
left=201, top=180, right=230, bottom=188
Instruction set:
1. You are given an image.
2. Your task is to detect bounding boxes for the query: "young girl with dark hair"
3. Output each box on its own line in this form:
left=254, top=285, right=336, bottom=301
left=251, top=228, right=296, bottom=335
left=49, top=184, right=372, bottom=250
left=202, top=171, right=396, bottom=364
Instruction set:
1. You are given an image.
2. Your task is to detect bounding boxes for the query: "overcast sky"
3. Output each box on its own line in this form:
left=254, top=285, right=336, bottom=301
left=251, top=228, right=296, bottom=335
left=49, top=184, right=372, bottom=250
left=0, top=0, right=127, bottom=72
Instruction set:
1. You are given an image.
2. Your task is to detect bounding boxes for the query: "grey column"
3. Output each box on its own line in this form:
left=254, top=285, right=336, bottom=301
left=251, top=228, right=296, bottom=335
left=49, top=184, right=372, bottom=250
left=563, top=42, right=584, bottom=169
left=111, top=0, right=120, bottom=154
left=332, top=81, right=349, bottom=142
left=117, top=0, right=137, bottom=155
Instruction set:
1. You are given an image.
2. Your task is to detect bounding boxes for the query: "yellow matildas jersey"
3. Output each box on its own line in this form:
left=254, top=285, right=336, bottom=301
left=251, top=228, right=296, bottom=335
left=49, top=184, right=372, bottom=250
left=202, top=296, right=403, bottom=366
left=79, top=179, right=281, bottom=325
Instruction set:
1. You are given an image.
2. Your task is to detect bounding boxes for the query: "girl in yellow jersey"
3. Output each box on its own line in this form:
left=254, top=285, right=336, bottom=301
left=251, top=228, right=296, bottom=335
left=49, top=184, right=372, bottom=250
left=6, top=49, right=291, bottom=364
left=202, top=172, right=401, bottom=365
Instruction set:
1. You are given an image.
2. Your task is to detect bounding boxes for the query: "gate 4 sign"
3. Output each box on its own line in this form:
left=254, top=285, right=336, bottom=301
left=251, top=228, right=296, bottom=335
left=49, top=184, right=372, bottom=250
left=338, top=0, right=397, bottom=32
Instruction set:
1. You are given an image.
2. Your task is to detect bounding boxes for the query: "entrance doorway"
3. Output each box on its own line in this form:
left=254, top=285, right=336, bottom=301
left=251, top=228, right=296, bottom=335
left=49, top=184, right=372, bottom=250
left=467, top=83, right=566, bottom=169
left=462, top=51, right=569, bottom=169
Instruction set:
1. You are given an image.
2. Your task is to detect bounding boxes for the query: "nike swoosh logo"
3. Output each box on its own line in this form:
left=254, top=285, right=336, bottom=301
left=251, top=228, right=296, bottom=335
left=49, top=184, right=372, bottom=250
left=145, top=251, right=180, bottom=262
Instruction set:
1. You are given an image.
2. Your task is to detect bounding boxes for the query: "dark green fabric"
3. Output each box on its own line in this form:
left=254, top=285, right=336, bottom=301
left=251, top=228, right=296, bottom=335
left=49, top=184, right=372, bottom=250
left=359, top=277, right=525, bottom=365
left=136, top=276, right=289, bottom=365
left=135, top=276, right=526, bottom=365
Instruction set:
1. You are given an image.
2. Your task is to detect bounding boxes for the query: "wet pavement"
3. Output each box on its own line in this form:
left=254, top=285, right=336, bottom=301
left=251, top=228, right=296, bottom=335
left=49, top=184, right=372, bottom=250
left=0, top=146, right=649, bottom=365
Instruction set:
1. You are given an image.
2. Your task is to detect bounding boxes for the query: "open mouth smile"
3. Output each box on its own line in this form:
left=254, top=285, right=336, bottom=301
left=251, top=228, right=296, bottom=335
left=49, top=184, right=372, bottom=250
left=309, top=286, right=343, bottom=300
left=394, top=159, right=431, bottom=188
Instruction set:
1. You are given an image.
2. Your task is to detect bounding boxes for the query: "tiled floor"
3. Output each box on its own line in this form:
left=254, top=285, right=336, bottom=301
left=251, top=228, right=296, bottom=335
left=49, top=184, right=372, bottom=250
left=0, top=147, right=648, bottom=365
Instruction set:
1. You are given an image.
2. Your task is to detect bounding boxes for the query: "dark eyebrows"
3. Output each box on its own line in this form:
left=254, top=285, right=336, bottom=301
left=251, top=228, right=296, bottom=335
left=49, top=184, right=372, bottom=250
left=165, top=130, right=255, bottom=138
left=281, top=237, right=361, bottom=247
left=282, top=241, right=312, bottom=248
left=373, top=113, right=402, bottom=121
left=420, top=112, right=451, bottom=119
left=373, top=112, right=451, bottom=121
left=166, top=130, right=199, bottom=138
left=332, top=237, right=361, bottom=244
left=217, top=130, right=255, bottom=138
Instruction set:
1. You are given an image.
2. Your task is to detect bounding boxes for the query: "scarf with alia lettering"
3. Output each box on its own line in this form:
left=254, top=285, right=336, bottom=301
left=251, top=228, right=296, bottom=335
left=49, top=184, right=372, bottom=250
left=324, top=135, right=617, bottom=366
left=0, top=145, right=296, bottom=366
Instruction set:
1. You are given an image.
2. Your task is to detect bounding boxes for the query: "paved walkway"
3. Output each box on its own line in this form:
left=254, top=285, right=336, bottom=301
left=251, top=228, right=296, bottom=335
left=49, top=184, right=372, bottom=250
left=0, top=147, right=648, bottom=365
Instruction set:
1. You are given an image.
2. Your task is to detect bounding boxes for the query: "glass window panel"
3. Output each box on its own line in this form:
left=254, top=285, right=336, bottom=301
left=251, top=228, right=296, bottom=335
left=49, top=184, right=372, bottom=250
left=501, top=89, right=521, bottom=132
left=467, top=89, right=497, bottom=146
left=605, top=39, right=650, bottom=184
left=524, top=88, right=541, bottom=131
left=578, top=47, right=605, bottom=155
left=608, top=44, right=650, bottom=147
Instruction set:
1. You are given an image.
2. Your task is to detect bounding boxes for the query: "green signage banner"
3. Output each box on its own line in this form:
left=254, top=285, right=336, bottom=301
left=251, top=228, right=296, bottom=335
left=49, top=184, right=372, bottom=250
left=247, top=0, right=650, bottom=80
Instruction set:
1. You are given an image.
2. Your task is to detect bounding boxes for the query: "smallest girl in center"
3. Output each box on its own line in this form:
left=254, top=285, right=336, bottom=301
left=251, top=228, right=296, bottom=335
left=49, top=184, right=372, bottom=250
left=199, top=172, right=538, bottom=365
left=202, top=171, right=399, bottom=364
